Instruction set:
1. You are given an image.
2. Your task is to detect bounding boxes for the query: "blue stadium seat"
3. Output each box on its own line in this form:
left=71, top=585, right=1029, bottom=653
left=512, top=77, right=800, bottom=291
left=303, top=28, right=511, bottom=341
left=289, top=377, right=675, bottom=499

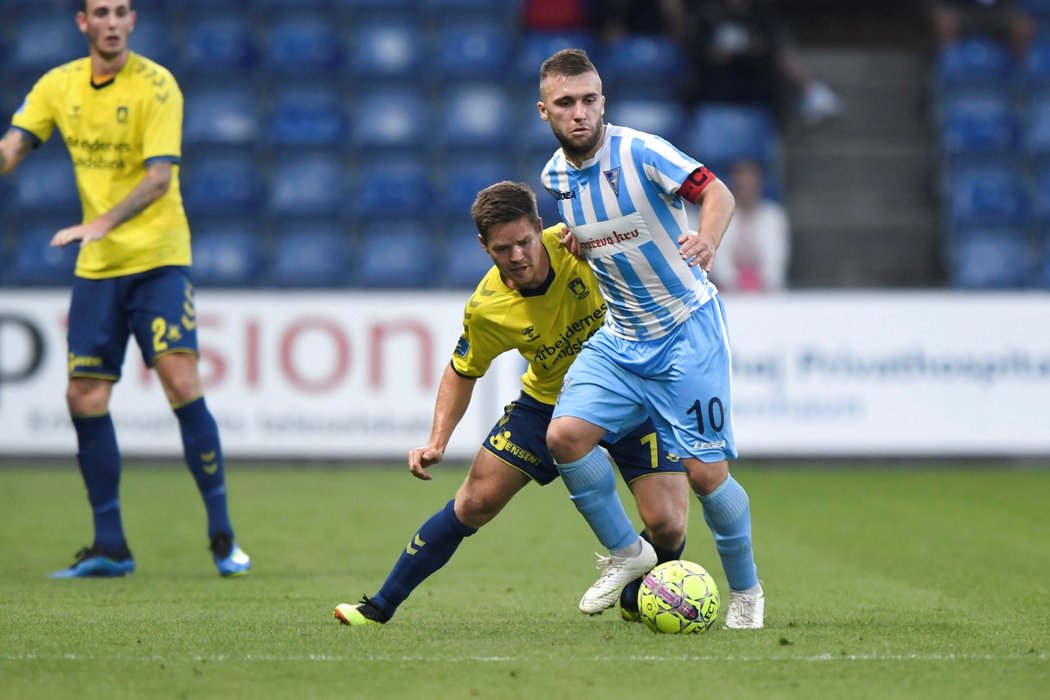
left=268, top=155, right=349, bottom=219
left=183, top=85, right=260, bottom=147
left=191, top=221, right=266, bottom=287
left=686, top=104, right=778, bottom=169
left=437, top=22, right=514, bottom=79
left=937, top=36, right=1016, bottom=87
left=351, top=89, right=429, bottom=152
left=442, top=84, right=515, bottom=149
left=440, top=156, right=518, bottom=218
left=949, top=165, right=1032, bottom=227
left=354, top=220, right=439, bottom=288
left=1027, top=91, right=1050, bottom=154
left=602, top=35, right=685, bottom=99
left=268, top=85, right=348, bottom=148
left=264, top=19, right=343, bottom=75
left=10, top=152, right=79, bottom=215
left=950, top=227, right=1034, bottom=288
left=335, top=0, right=420, bottom=17
left=129, top=15, right=177, bottom=67
left=439, top=225, right=492, bottom=288
left=423, top=0, right=520, bottom=21
left=258, top=0, right=334, bottom=7
left=353, top=159, right=434, bottom=218
left=270, top=224, right=352, bottom=287
left=8, top=17, right=82, bottom=72
left=1035, top=164, right=1050, bottom=223
left=941, top=95, right=1022, bottom=156
left=1027, top=36, right=1050, bottom=84
left=606, top=99, right=686, bottom=145
left=9, top=220, right=80, bottom=286
left=517, top=32, right=598, bottom=84
left=181, top=153, right=263, bottom=217
left=346, top=20, right=426, bottom=83
left=181, top=16, right=258, bottom=74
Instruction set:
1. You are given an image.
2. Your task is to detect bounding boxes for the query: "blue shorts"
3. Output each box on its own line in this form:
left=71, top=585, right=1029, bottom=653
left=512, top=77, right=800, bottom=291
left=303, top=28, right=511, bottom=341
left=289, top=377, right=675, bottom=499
left=67, top=266, right=199, bottom=380
left=553, top=296, right=737, bottom=462
left=481, top=392, right=685, bottom=485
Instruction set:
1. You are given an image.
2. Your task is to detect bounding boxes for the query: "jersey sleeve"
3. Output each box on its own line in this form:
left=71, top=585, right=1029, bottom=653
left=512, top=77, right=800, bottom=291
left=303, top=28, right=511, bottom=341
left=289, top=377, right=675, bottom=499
left=636, top=133, right=703, bottom=199
left=141, top=69, right=183, bottom=162
left=9, top=71, right=58, bottom=144
left=449, top=288, right=504, bottom=378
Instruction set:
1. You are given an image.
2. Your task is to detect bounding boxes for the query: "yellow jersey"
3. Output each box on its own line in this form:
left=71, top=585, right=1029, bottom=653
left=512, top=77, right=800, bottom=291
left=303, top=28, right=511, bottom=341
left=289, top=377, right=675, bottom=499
left=451, top=226, right=608, bottom=405
left=12, top=52, right=191, bottom=278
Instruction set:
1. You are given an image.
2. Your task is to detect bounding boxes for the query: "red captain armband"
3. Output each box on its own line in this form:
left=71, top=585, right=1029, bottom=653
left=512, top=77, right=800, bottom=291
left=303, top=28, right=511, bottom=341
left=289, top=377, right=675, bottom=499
left=677, top=166, right=714, bottom=204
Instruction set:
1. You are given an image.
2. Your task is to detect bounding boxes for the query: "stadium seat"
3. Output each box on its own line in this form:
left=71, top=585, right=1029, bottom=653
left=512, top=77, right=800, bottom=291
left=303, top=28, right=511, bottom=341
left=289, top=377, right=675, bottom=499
left=605, top=99, right=686, bottom=145
left=442, top=84, right=515, bottom=150
left=936, top=36, right=1016, bottom=87
left=190, top=221, right=266, bottom=287
left=9, top=220, right=80, bottom=286
left=352, top=159, right=434, bottom=218
left=258, top=0, right=333, bottom=7
left=351, top=89, right=429, bottom=152
left=8, top=17, right=82, bottom=72
left=686, top=104, right=779, bottom=169
left=181, top=16, right=258, bottom=74
left=128, top=15, right=177, bottom=67
left=183, top=85, right=260, bottom=147
left=950, top=227, right=1034, bottom=288
left=440, top=156, right=518, bottom=218
left=949, top=165, right=1032, bottom=227
left=423, top=0, right=520, bottom=21
left=10, top=152, right=79, bottom=215
left=181, top=153, right=263, bottom=217
left=1034, top=164, right=1050, bottom=223
left=940, top=94, right=1022, bottom=156
left=1027, top=91, right=1050, bottom=154
left=345, top=19, right=426, bottom=83
left=1026, top=36, right=1050, bottom=84
left=437, top=22, right=514, bottom=80
left=270, top=224, right=352, bottom=287
left=354, top=220, right=439, bottom=288
left=602, top=35, right=686, bottom=100
left=439, top=224, right=492, bottom=288
left=268, top=85, right=348, bottom=148
left=268, top=155, right=349, bottom=219
left=264, top=19, right=343, bottom=75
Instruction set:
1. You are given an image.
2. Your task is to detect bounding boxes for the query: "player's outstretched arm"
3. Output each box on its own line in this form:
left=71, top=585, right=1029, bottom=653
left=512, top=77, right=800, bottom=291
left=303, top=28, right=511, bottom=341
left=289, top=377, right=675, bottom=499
left=678, top=176, right=735, bottom=272
left=50, top=160, right=173, bottom=247
left=0, top=128, right=34, bottom=176
left=407, top=364, right=478, bottom=481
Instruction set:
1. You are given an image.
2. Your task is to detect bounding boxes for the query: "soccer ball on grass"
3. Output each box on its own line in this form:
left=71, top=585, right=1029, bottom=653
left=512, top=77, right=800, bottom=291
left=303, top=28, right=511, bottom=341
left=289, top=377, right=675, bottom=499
left=637, top=559, right=720, bottom=634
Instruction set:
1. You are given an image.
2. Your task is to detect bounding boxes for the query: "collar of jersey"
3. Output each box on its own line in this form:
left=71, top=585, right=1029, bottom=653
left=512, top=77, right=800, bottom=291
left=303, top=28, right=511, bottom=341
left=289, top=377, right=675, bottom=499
left=517, top=265, right=555, bottom=298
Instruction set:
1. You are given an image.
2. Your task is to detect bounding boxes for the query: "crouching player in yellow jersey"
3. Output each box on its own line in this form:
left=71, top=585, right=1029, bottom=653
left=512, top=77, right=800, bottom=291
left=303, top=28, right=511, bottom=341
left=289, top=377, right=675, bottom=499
left=0, top=0, right=250, bottom=578
left=333, top=181, right=685, bottom=625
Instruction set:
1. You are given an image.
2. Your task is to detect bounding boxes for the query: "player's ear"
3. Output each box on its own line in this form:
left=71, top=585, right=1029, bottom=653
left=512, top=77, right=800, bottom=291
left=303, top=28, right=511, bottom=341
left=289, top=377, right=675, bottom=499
left=537, top=101, right=549, bottom=122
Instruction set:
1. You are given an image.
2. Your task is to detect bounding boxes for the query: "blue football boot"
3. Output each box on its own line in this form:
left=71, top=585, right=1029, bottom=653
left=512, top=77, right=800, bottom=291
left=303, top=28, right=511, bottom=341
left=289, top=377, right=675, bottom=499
left=211, top=533, right=251, bottom=577
left=50, top=546, right=135, bottom=579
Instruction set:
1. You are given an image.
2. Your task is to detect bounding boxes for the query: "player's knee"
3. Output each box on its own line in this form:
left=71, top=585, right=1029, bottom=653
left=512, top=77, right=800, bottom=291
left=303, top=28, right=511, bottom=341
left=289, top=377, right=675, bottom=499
left=686, top=459, right=730, bottom=497
left=642, top=509, right=687, bottom=551
left=546, top=420, right=581, bottom=463
left=453, top=491, right=499, bottom=529
left=65, top=380, right=110, bottom=415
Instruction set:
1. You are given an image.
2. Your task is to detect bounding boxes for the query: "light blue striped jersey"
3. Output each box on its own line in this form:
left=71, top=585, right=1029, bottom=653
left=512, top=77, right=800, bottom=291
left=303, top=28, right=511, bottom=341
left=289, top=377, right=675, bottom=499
left=540, top=123, right=718, bottom=340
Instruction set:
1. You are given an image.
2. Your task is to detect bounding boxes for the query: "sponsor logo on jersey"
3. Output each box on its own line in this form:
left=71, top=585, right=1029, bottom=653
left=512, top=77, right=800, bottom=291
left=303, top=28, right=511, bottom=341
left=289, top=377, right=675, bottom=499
left=546, top=187, right=576, bottom=200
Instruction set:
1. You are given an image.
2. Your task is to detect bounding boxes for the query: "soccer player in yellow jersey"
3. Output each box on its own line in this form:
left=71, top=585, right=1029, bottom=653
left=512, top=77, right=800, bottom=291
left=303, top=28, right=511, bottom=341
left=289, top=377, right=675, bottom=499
left=0, top=0, right=250, bottom=578
left=334, top=181, right=689, bottom=625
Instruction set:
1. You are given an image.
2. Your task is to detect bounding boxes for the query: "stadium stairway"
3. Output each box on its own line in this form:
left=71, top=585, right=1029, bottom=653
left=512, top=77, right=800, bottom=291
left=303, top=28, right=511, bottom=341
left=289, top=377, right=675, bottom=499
left=783, top=48, right=943, bottom=287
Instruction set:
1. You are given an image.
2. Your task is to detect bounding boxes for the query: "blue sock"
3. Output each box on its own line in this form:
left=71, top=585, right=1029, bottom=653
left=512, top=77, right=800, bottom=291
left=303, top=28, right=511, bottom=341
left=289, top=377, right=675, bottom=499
left=557, top=447, right=637, bottom=552
left=622, top=529, right=686, bottom=610
left=174, top=397, right=231, bottom=540
left=72, top=414, right=126, bottom=553
left=372, top=499, right=477, bottom=620
left=699, top=475, right=758, bottom=591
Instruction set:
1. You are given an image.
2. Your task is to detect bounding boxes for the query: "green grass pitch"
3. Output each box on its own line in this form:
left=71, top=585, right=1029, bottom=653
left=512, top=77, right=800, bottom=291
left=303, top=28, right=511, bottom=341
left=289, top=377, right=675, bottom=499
left=1, top=463, right=1047, bottom=699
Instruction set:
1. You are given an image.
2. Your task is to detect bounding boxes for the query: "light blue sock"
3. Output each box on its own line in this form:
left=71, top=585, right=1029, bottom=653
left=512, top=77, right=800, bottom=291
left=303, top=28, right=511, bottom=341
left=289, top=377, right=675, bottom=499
left=699, top=474, right=759, bottom=591
left=557, top=448, right=637, bottom=551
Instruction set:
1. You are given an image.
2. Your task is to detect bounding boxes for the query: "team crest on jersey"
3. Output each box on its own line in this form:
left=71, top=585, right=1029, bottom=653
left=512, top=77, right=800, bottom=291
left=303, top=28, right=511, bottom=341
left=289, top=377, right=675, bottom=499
left=567, top=277, right=590, bottom=300
left=604, top=167, right=621, bottom=196
left=117, top=106, right=128, bottom=123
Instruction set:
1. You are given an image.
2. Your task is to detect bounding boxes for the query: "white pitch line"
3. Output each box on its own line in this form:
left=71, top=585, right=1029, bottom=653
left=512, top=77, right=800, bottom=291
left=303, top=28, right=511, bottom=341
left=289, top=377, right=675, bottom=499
left=1, top=652, right=1046, bottom=663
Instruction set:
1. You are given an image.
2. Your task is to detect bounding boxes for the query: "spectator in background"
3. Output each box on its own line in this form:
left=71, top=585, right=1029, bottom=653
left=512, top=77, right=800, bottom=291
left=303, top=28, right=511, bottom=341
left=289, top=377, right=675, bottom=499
left=677, top=0, right=842, bottom=126
left=927, top=0, right=1035, bottom=59
left=708, top=160, right=791, bottom=293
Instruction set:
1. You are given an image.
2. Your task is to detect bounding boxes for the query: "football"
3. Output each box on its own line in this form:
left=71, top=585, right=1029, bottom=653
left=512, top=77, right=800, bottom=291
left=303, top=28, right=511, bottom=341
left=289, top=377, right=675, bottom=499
left=637, top=559, right=720, bottom=634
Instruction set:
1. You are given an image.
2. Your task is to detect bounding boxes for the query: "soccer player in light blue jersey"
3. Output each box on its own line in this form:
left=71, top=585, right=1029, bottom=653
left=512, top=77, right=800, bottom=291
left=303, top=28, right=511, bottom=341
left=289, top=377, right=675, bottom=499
left=536, top=49, right=764, bottom=628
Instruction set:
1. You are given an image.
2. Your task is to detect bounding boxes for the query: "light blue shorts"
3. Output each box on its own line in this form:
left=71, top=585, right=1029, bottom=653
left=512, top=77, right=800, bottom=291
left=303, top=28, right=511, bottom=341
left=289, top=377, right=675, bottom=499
left=552, top=296, right=737, bottom=462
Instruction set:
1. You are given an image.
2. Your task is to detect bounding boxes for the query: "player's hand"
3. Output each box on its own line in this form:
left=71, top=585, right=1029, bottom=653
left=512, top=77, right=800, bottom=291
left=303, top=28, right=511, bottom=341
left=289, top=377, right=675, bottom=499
left=407, top=445, right=444, bottom=481
left=50, top=220, right=108, bottom=248
left=560, top=225, right=584, bottom=259
left=678, top=231, right=716, bottom=271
